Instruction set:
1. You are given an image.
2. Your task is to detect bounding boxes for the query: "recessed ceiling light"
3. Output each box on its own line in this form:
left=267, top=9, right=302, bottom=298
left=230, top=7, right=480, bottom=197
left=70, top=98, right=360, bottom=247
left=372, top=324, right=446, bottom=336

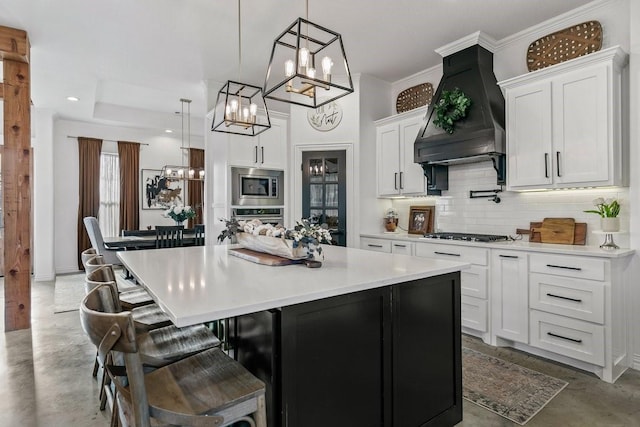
left=165, top=129, right=173, bottom=133
left=66, top=96, right=79, bottom=102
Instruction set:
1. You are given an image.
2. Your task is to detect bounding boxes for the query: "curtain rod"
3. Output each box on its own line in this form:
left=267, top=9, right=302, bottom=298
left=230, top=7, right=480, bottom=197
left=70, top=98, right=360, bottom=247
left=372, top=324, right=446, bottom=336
left=66, top=135, right=149, bottom=146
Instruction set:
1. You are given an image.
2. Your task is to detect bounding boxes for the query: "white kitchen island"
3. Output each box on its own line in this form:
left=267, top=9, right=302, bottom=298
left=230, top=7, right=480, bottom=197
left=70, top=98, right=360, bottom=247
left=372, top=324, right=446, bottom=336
left=118, top=245, right=469, bottom=427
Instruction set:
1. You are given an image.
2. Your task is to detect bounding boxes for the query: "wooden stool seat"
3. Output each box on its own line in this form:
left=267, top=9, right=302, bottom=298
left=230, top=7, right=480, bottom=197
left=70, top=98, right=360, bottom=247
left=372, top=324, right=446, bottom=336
left=137, top=324, right=221, bottom=368
left=129, top=304, right=173, bottom=332
left=142, top=347, right=265, bottom=420
left=118, top=288, right=155, bottom=311
left=80, top=285, right=265, bottom=427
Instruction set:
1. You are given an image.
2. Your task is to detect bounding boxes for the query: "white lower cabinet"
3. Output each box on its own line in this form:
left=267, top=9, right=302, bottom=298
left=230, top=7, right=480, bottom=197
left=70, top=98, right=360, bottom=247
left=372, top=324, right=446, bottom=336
left=360, top=237, right=414, bottom=255
left=360, top=234, right=632, bottom=382
left=491, top=250, right=529, bottom=343
left=525, top=253, right=627, bottom=383
left=390, top=241, right=414, bottom=255
left=529, top=310, right=605, bottom=366
left=416, top=243, right=489, bottom=336
left=360, top=237, right=391, bottom=253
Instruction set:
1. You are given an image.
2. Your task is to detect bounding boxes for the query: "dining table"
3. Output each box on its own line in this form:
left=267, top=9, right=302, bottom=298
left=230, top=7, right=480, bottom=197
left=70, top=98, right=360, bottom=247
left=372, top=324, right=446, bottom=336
left=117, top=244, right=467, bottom=427
left=103, top=230, right=202, bottom=249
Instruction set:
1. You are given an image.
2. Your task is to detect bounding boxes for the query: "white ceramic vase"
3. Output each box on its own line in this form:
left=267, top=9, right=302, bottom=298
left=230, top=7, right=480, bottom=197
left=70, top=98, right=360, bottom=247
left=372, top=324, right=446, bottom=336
left=600, top=217, right=620, bottom=232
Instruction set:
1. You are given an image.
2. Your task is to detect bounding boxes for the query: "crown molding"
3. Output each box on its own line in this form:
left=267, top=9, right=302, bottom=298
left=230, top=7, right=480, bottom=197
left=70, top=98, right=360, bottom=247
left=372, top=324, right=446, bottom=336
left=435, top=31, right=499, bottom=57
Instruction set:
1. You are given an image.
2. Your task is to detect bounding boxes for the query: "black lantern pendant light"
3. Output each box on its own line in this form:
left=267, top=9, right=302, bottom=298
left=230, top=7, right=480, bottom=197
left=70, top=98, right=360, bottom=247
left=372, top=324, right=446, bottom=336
left=212, top=0, right=271, bottom=136
left=263, top=0, right=353, bottom=108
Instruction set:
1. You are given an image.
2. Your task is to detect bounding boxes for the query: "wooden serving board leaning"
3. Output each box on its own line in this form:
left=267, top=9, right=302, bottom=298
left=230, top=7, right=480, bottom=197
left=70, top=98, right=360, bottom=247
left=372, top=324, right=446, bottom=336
left=516, top=218, right=586, bottom=245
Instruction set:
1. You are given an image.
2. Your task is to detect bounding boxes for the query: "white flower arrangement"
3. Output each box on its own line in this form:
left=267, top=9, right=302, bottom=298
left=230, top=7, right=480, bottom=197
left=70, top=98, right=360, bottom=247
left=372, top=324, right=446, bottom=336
left=163, top=203, right=196, bottom=223
left=218, top=218, right=333, bottom=258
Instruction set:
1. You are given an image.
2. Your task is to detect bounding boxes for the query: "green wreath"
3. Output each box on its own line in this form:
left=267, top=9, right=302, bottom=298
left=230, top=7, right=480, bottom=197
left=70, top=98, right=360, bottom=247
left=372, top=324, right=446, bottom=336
left=432, top=88, right=472, bottom=134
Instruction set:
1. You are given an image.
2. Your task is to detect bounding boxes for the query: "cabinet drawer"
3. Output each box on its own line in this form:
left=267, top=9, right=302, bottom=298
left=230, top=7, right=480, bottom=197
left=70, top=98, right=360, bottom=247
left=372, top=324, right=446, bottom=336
left=529, top=254, right=606, bottom=281
left=530, top=310, right=604, bottom=366
left=360, top=238, right=391, bottom=253
left=415, top=243, right=488, bottom=266
left=391, top=241, right=414, bottom=256
left=461, top=266, right=488, bottom=299
left=461, top=296, right=487, bottom=332
left=530, top=273, right=605, bottom=323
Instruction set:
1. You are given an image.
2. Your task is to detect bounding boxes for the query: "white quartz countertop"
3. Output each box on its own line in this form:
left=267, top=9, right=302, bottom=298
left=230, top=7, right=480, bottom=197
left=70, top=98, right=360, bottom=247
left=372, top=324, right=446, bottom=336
left=118, top=245, right=469, bottom=328
left=361, top=233, right=635, bottom=258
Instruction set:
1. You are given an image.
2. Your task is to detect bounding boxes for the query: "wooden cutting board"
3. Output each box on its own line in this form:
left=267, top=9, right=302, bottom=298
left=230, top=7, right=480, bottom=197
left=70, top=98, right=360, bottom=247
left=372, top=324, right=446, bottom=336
left=533, top=218, right=576, bottom=245
left=516, top=222, right=587, bottom=245
left=229, top=248, right=303, bottom=266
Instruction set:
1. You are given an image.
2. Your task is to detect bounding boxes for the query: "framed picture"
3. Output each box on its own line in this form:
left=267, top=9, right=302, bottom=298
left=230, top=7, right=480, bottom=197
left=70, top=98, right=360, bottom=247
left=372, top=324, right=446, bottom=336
left=408, top=205, right=435, bottom=235
left=141, top=169, right=184, bottom=209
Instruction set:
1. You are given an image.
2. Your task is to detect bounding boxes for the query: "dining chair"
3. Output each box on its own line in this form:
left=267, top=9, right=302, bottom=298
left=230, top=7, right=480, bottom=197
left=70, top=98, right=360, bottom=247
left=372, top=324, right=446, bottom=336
left=83, top=216, right=123, bottom=265
left=194, top=224, right=205, bottom=246
left=155, top=225, right=184, bottom=248
left=80, top=286, right=257, bottom=427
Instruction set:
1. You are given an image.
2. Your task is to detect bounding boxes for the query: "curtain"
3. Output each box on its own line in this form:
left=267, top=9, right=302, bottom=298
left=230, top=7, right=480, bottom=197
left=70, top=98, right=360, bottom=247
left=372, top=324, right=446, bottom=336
left=77, top=137, right=103, bottom=270
left=99, top=153, right=120, bottom=237
left=188, top=148, right=205, bottom=228
left=117, top=141, right=140, bottom=233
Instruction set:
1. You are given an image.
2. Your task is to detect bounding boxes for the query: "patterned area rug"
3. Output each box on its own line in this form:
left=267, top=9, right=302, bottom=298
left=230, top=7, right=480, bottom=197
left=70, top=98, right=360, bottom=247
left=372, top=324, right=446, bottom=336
left=462, top=347, right=568, bottom=425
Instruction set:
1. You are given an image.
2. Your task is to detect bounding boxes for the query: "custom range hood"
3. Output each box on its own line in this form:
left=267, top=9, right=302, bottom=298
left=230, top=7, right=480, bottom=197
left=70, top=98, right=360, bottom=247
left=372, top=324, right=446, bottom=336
left=415, top=32, right=506, bottom=195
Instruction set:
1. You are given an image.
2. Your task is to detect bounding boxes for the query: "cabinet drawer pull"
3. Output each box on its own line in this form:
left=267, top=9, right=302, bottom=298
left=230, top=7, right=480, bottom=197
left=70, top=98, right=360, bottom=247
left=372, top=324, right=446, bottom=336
left=368, top=244, right=383, bottom=248
left=546, top=264, right=582, bottom=271
left=261, top=146, right=265, bottom=164
left=399, top=171, right=404, bottom=189
left=394, top=172, right=398, bottom=190
left=556, top=151, right=561, bottom=177
left=499, top=254, right=519, bottom=259
left=434, top=251, right=461, bottom=257
left=254, top=146, right=258, bottom=164
left=393, top=244, right=406, bottom=248
left=544, top=153, right=549, bottom=178
left=547, top=331, right=582, bottom=343
left=546, top=293, right=582, bottom=303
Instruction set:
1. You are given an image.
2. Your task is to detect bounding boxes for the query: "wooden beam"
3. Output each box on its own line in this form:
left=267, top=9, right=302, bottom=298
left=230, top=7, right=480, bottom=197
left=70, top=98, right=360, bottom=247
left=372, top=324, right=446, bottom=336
left=0, top=26, right=29, bottom=63
left=3, top=58, right=31, bottom=331
left=0, top=82, right=3, bottom=99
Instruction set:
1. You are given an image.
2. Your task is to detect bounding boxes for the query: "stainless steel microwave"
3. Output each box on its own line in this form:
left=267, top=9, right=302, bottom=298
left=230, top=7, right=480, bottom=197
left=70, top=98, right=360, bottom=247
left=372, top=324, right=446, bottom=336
left=231, top=167, right=284, bottom=206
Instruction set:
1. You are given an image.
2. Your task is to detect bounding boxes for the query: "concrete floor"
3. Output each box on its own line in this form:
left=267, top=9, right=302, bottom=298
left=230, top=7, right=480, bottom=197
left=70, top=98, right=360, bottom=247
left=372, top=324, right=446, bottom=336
left=1, top=279, right=640, bottom=426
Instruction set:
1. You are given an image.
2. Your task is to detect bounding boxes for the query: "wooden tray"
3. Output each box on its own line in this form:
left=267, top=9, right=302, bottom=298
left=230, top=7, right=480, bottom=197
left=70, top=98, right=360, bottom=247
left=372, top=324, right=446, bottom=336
left=527, top=21, right=602, bottom=72
left=396, top=82, right=433, bottom=113
left=517, top=221, right=586, bottom=245
left=229, top=248, right=303, bottom=266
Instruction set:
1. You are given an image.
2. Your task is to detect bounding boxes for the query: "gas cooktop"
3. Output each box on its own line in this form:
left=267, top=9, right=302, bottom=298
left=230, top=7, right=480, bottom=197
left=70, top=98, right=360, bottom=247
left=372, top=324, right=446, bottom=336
left=422, top=232, right=510, bottom=242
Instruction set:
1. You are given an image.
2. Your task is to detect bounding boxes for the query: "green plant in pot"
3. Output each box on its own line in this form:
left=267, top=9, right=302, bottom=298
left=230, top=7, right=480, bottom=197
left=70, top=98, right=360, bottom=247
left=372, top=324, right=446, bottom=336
left=584, top=197, right=620, bottom=232
left=432, top=87, right=472, bottom=134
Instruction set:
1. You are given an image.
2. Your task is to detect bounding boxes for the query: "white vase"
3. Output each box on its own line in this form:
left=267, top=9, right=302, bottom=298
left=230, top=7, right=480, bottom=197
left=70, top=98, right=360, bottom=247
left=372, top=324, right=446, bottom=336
left=600, top=217, right=620, bottom=232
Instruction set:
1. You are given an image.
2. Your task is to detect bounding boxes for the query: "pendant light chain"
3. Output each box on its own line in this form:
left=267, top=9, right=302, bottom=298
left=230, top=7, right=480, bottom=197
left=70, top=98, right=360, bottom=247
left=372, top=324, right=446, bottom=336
left=238, top=0, right=242, bottom=81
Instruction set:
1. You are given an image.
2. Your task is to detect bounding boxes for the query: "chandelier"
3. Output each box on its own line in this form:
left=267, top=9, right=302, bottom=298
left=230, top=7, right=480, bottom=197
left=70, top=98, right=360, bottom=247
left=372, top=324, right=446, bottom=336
left=162, top=98, right=205, bottom=181
left=263, top=0, right=353, bottom=108
left=211, top=0, right=271, bottom=136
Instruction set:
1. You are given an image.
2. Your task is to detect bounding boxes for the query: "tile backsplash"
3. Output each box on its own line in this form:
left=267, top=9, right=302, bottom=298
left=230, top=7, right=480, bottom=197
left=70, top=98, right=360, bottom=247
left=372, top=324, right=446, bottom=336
left=391, top=160, right=630, bottom=248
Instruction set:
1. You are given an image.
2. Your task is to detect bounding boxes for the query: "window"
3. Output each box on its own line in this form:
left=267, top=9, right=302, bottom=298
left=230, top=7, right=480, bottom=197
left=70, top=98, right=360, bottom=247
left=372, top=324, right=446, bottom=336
left=99, top=153, right=120, bottom=236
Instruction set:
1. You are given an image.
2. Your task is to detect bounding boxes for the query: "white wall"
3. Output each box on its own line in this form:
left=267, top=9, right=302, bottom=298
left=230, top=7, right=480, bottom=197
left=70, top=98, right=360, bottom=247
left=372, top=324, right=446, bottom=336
left=627, top=0, right=640, bottom=371
left=51, top=119, right=203, bottom=274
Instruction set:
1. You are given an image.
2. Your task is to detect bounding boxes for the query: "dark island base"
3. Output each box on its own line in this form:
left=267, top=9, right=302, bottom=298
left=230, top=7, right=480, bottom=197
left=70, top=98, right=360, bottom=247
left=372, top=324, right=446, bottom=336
left=231, top=272, right=462, bottom=427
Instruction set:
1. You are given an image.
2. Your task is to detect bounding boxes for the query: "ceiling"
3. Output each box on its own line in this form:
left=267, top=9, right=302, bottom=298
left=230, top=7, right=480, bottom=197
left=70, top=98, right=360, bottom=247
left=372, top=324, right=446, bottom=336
left=0, top=0, right=593, bottom=133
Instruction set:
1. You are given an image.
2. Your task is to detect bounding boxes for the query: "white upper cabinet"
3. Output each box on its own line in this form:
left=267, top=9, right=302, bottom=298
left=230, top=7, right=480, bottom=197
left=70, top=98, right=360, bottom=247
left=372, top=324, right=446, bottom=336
left=499, top=46, right=628, bottom=191
left=375, top=109, right=426, bottom=197
left=228, top=116, right=287, bottom=170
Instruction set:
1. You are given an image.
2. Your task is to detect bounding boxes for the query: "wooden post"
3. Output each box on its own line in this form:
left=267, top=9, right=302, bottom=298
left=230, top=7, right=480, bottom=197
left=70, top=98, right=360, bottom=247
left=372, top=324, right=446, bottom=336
left=1, top=26, right=31, bottom=331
